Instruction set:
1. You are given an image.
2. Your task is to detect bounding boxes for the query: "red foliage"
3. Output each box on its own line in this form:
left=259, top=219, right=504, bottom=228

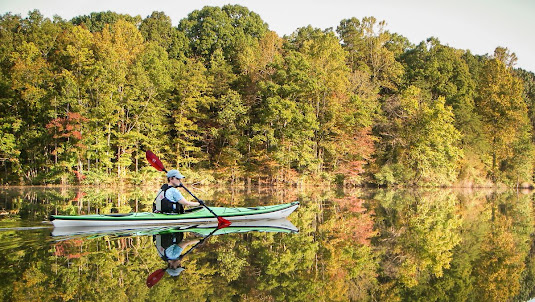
left=46, top=112, right=88, bottom=141
left=74, top=170, right=86, bottom=181
left=336, top=196, right=367, bottom=214
left=336, top=127, right=375, bottom=182
left=340, top=214, right=375, bottom=245
left=72, top=131, right=82, bottom=140
left=72, top=191, right=87, bottom=202
left=54, top=239, right=89, bottom=259
left=332, top=196, right=376, bottom=245
left=338, top=160, right=366, bottom=179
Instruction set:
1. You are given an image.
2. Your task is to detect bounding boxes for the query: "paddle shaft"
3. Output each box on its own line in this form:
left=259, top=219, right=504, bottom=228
left=180, top=184, right=231, bottom=227
left=178, top=183, right=230, bottom=227
left=179, top=184, right=220, bottom=218
left=179, top=227, right=219, bottom=260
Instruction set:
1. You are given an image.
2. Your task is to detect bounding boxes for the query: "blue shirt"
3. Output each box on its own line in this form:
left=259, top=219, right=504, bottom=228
left=163, top=187, right=184, bottom=203
left=164, top=244, right=184, bottom=260
left=155, top=234, right=184, bottom=260
left=154, top=186, right=186, bottom=212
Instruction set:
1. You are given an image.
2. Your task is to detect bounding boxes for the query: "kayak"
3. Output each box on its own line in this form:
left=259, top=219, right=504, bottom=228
left=51, top=218, right=298, bottom=237
left=50, top=201, right=299, bottom=227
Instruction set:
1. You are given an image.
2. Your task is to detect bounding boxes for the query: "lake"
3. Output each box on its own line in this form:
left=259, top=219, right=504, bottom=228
left=0, top=186, right=534, bottom=301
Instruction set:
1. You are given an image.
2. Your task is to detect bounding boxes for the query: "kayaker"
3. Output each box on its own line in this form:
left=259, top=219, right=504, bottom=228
left=154, top=232, right=200, bottom=277
left=153, top=169, right=200, bottom=213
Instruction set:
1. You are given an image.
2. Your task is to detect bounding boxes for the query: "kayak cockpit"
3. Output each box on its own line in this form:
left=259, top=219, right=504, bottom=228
left=102, top=213, right=134, bottom=217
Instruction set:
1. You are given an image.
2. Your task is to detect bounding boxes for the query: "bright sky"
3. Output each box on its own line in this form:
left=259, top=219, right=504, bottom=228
left=1, top=0, right=534, bottom=72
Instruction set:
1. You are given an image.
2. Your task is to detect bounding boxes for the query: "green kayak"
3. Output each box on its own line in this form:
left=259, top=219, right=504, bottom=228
left=50, top=202, right=299, bottom=227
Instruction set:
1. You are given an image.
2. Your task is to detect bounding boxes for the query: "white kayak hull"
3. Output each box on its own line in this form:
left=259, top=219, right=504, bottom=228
left=50, top=202, right=299, bottom=227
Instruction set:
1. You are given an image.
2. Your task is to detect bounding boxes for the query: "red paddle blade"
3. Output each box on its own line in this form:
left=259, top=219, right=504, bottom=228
left=217, top=217, right=232, bottom=229
left=146, top=269, right=166, bottom=288
left=146, top=150, right=166, bottom=172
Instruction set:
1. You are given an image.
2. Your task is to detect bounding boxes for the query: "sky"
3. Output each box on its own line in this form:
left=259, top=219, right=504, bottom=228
left=1, top=0, right=534, bottom=72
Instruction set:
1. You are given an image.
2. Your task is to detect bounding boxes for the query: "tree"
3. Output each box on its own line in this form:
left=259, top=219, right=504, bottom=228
left=177, top=5, right=268, bottom=68
left=91, top=19, right=146, bottom=178
left=399, top=38, right=488, bottom=185
left=374, top=86, right=462, bottom=185
left=286, top=27, right=353, bottom=173
left=9, top=39, right=55, bottom=182
left=515, top=68, right=535, bottom=143
left=139, top=11, right=188, bottom=59
left=337, top=17, right=404, bottom=93
left=475, top=49, right=532, bottom=184
left=473, top=205, right=526, bottom=301
left=70, top=11, right=141, bottom=32
left=168, top=58, right=211, bottom=168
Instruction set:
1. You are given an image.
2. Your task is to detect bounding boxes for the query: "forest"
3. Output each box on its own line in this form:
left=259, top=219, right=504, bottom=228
left=0, top=5, right=534, bottom=187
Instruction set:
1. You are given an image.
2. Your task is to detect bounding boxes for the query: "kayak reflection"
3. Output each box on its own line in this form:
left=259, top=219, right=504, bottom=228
left=51, top=219, right=299, bottom=287
left=51, top=219, right=298, bottom=238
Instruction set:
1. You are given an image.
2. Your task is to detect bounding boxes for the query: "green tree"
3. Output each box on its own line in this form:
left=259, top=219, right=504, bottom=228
left=374, top=86, right=462, bottom=185
left=400, top=38, right=477, bottom=129
left=167, top=58, right=211, bottom=168
left=399, top=38, right=487, bottom=185
left=0, top=14, right=23, bottom=181
left=475, top=48, right=532, bottom=184
left=139, top=11, right=188, bottom=59
left=9, top=40, right=54, bottom=182
left=178, top=4, right=268, bottom=68
left=337, top=17, right=404, bottom=93
left=286, top=27, right=354, bottom=173
left=515, top=68, right=535, bottom=143
left=91, top=19, right=146, bottom=178
left=70, top=11, right=141, bottom=32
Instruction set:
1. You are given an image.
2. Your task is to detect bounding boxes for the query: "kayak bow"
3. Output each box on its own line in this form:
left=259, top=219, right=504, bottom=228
left=50, top=202, right=299, bottom=227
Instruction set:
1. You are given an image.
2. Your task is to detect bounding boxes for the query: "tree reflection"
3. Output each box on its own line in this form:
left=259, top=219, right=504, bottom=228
left=1, top=187, right=535, bottom=301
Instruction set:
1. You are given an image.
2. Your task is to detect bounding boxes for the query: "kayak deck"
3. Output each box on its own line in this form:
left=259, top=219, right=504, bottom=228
left=50, top=202, right=299, bottom=227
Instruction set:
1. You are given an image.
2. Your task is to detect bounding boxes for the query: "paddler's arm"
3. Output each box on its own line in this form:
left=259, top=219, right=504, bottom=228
left=177, top=198, right=200, bottom=207
left=170, top=187, right=200, bottom=207
left=178, top=239, right=201, bottom=250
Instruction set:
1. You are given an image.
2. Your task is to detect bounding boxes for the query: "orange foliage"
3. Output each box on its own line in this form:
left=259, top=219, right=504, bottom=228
left=46, top=112, right=88, bottom=141
left=72, top=191, right=87, bottom=201
left=331, top=196, right=376, bottom=245
left=73, top=170, right=86, bottom=181
left=336, top=127, right=375, bottom=184
left=54, top=239, right=89, bottom=259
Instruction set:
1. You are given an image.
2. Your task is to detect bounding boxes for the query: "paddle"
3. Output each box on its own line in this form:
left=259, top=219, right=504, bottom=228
left=146, top=269, right=166, bottom=288
left=145, top=150, right=231, bottom=229
left=146, top=226, right=220, bottom=288
left=178, top=226, right=219, bottom=260
left=177, top=184, right=231, bottom=229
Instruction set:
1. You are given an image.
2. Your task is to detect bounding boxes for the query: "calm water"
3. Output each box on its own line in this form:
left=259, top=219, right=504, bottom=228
left=1, top=186, right=535, bottom=301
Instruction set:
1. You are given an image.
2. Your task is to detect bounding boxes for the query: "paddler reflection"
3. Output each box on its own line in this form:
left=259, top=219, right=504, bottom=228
left=155, top=231, right=199, bottom=277
left=146, top=227, right=217, bottom=288
left=145, top=219, right=299, bottom=288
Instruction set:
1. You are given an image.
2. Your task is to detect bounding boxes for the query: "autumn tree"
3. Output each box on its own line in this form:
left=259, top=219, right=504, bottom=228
left=374, top=86, right=462, bottom=185
left=475, top=48, right=532, bottom=184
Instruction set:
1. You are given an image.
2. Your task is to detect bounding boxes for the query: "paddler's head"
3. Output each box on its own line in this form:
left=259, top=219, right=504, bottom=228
left=166, top=259, right=185, bottom=277
left=166, top=169, right=185, bottom=187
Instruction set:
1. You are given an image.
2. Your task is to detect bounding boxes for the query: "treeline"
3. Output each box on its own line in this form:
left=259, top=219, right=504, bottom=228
left=0, top=6, right=534, bottom=186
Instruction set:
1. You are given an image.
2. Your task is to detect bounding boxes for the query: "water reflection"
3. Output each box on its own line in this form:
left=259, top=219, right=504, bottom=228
left=1, top=187, right=535, bottom=301
left=50, top=218, right=299, bottom=288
